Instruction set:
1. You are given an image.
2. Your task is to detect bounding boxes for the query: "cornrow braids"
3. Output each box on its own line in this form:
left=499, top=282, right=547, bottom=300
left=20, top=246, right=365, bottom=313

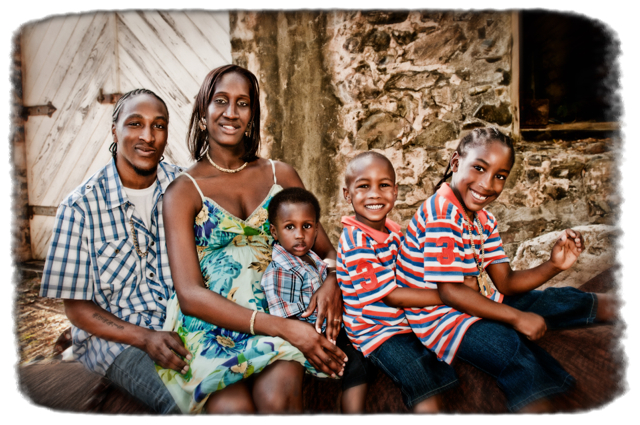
left=109, top=88, right=169, bottom=158
left=433, top=127, right=515, bottom=193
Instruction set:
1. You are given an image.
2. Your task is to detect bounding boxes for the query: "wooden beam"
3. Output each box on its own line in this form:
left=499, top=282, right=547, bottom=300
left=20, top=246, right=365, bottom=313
left=521, top=122, right=620, bottom=132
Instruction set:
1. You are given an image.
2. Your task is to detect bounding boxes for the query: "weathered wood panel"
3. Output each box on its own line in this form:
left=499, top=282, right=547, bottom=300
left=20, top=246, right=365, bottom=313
left=22, top=11, right=232, bottom=259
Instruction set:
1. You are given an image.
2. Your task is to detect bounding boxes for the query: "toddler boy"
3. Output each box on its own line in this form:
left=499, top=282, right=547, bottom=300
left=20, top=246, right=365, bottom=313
left=261, top=187, right=373, bottom=413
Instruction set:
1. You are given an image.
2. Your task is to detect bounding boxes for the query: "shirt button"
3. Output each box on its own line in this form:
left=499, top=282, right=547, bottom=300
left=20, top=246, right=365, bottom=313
left=149, top=272, right=155, bottom=278
left=115, top=249, right=120, bottom=254
left=86, top=185, right=91, bottom=189
left=150, top=241, right=155, bottom=246
left=158, top=296, right=163, bottom=301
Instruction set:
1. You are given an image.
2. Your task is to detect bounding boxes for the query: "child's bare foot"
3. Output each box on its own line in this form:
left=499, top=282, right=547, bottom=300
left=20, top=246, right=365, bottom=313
left=412, top=394, right=442, bottom=413
left=595, top=293, right=619, bottom=323
left=518, top=397, right=554, bottom=413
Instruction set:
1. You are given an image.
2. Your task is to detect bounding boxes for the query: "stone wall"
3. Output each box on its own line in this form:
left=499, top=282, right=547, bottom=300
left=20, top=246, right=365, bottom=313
left=229, top=10, right=619, bottom=284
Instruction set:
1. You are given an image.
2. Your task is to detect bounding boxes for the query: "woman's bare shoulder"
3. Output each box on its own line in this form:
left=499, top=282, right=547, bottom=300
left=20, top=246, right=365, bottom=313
left=271, top=159, right=304, bottom=188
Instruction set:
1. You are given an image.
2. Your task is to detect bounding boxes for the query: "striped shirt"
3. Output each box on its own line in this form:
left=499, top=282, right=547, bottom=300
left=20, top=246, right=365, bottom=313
left=261, top=243, right=328, bottom=331
left=337, top=216, right=412, bottom=357
left=396, top=183, right=510, bottom=364
left=40, top=159, right=184, bottom=375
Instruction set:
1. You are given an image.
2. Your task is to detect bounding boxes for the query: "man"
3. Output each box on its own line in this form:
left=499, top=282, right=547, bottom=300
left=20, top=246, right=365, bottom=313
left=40, top=89, right=188, bottom=413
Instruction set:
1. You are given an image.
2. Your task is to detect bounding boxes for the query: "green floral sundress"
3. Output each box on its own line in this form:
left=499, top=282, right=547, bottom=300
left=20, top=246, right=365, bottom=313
left=157, top=163, right=324, bottom=413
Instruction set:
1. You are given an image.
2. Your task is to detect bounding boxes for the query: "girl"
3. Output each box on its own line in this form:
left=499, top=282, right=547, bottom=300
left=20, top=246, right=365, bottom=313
left=396, top=127, right=616, bottom=413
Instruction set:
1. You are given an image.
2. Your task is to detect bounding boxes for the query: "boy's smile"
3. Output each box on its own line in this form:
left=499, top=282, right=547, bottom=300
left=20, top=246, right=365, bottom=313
left=450, top=142, right=513, bottom=215
left=343, top=155, right=398, bottom=232
left=270, top=202, right=319, bottom=257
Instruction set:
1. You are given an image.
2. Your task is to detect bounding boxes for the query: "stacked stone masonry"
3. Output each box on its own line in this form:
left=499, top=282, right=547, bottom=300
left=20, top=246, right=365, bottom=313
left=230, top=10, right=618, bottom=286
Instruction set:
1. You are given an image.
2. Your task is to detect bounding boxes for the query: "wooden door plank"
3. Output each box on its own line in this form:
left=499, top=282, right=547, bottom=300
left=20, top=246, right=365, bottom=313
left=157, top=11, right=227, bottom=76
left=117, top=12, right=198, bottom=105
left=27, top=14, right=82, bottom=106
left=30, top=216, right=55, bottom=260
left=20, top=18, right=54, bottom=93
left=185, top=11, right=232, bottom=64
left=27, top=14, right=111, bottom=155
left=29, top=31, right=114, bottom=204
left=139, top=11, right=211, bottom=85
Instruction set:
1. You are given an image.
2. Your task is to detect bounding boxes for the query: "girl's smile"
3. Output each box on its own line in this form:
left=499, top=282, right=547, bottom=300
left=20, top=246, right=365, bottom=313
left=449, top=142, right=513, bottom=215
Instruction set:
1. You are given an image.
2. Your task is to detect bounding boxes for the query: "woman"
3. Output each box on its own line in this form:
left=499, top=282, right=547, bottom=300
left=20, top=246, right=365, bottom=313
left=157, top=65, right=346, bottom=414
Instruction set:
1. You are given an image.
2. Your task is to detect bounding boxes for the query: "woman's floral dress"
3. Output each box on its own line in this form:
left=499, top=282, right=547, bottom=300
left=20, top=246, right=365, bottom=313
left=157, top=166, right=324, bottom=413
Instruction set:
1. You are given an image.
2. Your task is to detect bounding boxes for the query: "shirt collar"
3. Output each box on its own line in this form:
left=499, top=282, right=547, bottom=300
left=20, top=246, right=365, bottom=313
left=341, top=216, right=401, bottom=244
left=104, top=158, right=172, bottom=210
left=271, top=243, right=327, bottom=274
left=436, top=183, right=488, bottom=228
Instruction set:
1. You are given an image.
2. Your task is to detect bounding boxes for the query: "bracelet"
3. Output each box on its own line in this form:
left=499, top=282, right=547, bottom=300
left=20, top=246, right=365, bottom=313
left=323, top=258, right=337, bottom=268
left=249, top=310, right=258, bottom=335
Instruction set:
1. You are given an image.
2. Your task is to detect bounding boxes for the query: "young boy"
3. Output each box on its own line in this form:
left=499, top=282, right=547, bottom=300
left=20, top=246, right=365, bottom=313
left=337, top=151, right=458, bottom=413
left=261, top=187, right=374, bottom=413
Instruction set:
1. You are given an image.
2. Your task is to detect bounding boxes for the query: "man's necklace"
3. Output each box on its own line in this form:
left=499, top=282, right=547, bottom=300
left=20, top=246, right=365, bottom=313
left=461, top=211, right=494, bottom=298
left=129, top=215, right=149, bottom=257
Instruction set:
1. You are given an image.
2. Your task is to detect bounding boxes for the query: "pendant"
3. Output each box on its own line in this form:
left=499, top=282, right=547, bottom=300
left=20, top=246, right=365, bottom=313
left=478, top=272, right=494, bottom=298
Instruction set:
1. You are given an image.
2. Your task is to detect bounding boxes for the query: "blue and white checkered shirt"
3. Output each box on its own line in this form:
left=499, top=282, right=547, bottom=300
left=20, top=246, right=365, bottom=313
left=40, top=158, right=184, bottom=375
left=261, top=243, right=328, bottom=332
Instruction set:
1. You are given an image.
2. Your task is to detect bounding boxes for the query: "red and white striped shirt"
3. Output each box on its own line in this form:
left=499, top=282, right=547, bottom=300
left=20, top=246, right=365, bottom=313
left=396, top=183, right=509, bottom=364
left=337, top=216, right=412, bottom=357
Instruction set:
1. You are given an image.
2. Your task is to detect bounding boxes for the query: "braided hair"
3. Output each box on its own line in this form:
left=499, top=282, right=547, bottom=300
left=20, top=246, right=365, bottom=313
left=433, top=127, right=515, bottom=193
left=109, top=88, right=169, bottom=158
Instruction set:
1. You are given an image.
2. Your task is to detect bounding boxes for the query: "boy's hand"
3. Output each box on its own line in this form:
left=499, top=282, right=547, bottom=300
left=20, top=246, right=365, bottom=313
left=512, top=311, right=547, bottom=340
left=549, top=228, right=584, bottom=271
left=462, top=276, right=480, bottom=293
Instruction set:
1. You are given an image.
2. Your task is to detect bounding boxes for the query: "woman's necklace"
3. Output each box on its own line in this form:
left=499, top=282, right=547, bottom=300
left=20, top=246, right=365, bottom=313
left=129, top=215, right=149, bottom=257
left=206, top=151, right=248, bottom=174
left=461, top=210, right=494, bottom=298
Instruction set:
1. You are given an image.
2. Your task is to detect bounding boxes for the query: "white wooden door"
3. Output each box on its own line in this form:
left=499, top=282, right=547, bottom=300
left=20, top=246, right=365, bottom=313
left=21, top=11, right=232, bottom=259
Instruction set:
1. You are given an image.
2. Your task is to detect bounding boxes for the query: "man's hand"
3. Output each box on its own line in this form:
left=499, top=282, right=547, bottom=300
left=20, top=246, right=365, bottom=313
left=512, top=311, right=547, bottom=340
left=549, top=228, right=584, bottom=271
left=301, top=272, right=343, bottom=344
left=138, top=330, right=192, bottom=374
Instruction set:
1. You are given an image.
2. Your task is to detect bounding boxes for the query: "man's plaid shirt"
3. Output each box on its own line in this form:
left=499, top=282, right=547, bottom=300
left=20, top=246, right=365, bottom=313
left=261, top=243, right=328, bottom=331
left=40, top=159, right=183, bottom=375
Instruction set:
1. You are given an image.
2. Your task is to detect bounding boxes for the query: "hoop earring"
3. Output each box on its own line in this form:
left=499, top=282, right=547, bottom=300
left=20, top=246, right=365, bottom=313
left=160, top=155, right=165, bottom=162
left=198, top=117, right=207, bottom=131
left=245, top=121, right=252, bottom=137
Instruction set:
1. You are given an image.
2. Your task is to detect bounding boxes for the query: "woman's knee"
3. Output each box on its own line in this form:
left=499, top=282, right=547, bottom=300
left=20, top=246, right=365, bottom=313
left=205, top=381, right=256, bottom=414
left=253, top=361, right=304, bottom=413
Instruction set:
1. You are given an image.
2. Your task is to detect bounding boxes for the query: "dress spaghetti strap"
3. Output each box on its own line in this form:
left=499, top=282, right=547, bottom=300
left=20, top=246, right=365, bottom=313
left=269, top=159, right=277, bottom=184
left=182, top=173, right=205, bottom=202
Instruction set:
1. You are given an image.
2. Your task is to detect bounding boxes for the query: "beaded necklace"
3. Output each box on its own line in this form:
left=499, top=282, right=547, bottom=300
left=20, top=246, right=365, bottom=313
left=461, top=211, right=494, bottom=298
left=129, top=215, right=149, bottom=257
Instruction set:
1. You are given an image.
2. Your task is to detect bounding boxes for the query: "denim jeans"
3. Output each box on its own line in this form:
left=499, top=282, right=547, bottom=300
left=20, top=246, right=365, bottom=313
left=336, top=327, right=377, bottom=390
left=455, top=287, right=597, bottom=411
left=105, top=346, right=180, bottom=414
left=368, top=332, right=458, bottom=409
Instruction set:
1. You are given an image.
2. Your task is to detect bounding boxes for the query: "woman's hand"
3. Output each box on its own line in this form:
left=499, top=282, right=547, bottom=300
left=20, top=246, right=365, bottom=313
left=283, top=319, right=347, bottom=377
left=549, top=228, right=584, bottom=271
left=511, top=311, right=547, bottom=340
left=300, top=272, right=343, bottom=344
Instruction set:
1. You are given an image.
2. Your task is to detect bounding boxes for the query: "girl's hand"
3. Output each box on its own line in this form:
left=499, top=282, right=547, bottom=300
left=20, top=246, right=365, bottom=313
left=301, top=272, right=343, bottom=344
left=512, top=311, right=547, bottom=340
left=283, top=319, right=347, bottom=377
left=549, top=229, right=584, bottom=271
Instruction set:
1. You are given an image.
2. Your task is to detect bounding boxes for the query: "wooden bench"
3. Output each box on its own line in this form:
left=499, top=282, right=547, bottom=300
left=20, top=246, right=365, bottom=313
left=19, top=268, right=624, bottom=413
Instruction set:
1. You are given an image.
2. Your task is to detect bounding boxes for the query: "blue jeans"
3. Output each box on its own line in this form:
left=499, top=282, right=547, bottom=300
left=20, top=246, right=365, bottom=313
left=368, top=332, right=459, bottom=409
left=455, top=287, right=597, bottom=411
left=105, top=346, right=180, bottom=414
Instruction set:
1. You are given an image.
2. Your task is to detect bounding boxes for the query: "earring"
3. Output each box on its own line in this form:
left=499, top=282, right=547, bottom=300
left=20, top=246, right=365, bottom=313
left=198, top=117, right=207, bottom=131
left=245, top=121, right=252, bottom=137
